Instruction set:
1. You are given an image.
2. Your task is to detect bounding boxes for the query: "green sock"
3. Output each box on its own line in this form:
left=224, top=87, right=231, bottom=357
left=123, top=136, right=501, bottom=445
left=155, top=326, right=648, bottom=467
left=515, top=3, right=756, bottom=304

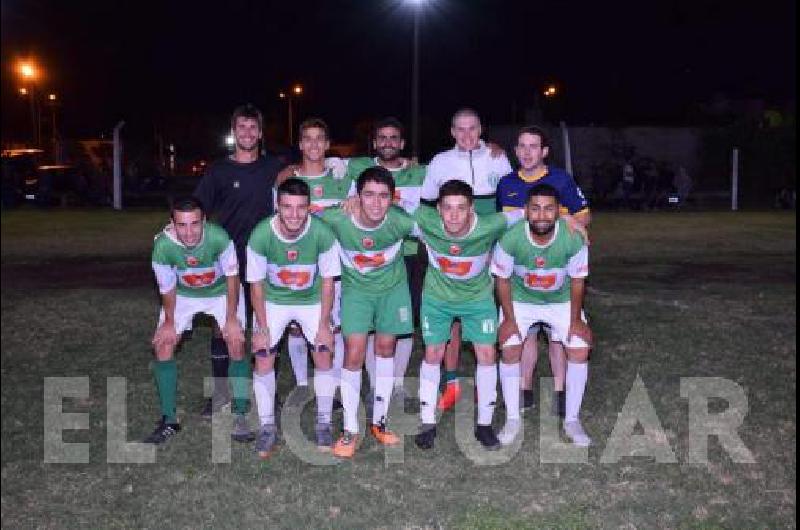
left=229, top=359, right=250, bottom=415
left=444, top=369, right=459, bottom=384
left=153, top=359, right=178, bottom=423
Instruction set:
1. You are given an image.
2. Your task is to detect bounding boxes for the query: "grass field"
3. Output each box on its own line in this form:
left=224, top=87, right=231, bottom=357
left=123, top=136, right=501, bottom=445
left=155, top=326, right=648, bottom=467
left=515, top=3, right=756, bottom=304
left=1, top=208, right=796, bottom=529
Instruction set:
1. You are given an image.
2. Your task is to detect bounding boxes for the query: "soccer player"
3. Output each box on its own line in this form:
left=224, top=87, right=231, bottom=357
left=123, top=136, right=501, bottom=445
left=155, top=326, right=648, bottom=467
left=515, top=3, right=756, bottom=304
left=346, top=117, right=425, bottom=400
left=320, top=167, right=416, bottom=458
left=246, top=178, right=340, bottom=457
left=496, top=126, right=590, bottom=416
left=145, top=197, right=246, bottom=444
left=492, top=183, right=593, bottom=446
left=413, top=180, right=521, bottom=451
left=193, top=104, right=284, bottom=428
left=420, top=108, right=514, bottom=412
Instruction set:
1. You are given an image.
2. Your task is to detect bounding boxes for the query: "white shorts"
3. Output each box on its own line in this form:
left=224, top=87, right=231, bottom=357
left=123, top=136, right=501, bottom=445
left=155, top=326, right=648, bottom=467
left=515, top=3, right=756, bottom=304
left=158, top=291, right=246, bottom=334
left=258, top=302, right=322, bottom=350
left=501, top=301, right=588, bottom=349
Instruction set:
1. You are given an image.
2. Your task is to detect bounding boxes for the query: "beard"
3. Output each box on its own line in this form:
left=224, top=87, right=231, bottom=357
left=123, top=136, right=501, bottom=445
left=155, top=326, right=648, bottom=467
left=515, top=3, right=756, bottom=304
left=377, top=146, right=400, bottom=162
left=236, top=138, right=259, bottom=152
left=529, top=220, right=556, bottom=237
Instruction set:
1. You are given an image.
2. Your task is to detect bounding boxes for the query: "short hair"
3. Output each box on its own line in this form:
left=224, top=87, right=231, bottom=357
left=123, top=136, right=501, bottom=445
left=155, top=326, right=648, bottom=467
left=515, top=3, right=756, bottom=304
left=230, top=103, right=263, bottom=131
left=526, top=183, right=560, bottom=204
left=438, top=179, right=474, bottom=204
left=356, top=166, right=395, bottom=197
left=517, top=125, right=550, bottom=149
left=298, top=117, right=329, bottom=140
left=171, top=196, right=205, bottom=218
left=451, top=108, right=481, bottom=128
left=373, top=117, right=405, bottom=138
left=276, top=177, right=310, bottom=203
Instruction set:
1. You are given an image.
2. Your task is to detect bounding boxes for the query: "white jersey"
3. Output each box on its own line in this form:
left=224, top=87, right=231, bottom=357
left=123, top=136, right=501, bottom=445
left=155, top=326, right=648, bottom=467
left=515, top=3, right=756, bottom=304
left=421, top=140, right=512, bottom=203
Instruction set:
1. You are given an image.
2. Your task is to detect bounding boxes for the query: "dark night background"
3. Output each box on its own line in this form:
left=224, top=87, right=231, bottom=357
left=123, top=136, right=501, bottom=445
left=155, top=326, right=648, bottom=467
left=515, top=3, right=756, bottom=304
left=1, top=0, right=796, bottom=160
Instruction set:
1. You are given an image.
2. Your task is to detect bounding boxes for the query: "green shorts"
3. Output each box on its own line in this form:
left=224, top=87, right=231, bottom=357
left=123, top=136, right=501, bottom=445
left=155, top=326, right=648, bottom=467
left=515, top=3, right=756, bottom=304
left=340, top=280, right=413, bottom=337
left=421, top=295, right=498, bottom=346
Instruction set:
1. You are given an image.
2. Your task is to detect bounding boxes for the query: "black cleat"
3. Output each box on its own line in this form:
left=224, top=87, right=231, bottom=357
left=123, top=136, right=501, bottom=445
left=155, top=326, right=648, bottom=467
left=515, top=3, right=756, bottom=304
left=521, top=389, right=535, bottom=412
left=414, top=424, right=437, bottom=450
left=553, top=390, right=566, bottom=418
left=143, top=417, right=181, bottom=444
left=475, top=425, right=501, bottom=450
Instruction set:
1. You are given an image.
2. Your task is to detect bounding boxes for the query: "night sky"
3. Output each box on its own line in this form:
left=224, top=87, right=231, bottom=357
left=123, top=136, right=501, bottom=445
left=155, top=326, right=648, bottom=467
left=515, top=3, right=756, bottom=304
left=1, top=0, right=795, bottom=157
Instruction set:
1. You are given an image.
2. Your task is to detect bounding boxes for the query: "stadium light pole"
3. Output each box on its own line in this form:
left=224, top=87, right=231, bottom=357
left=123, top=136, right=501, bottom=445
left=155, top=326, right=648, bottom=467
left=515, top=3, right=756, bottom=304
left=407, top=0, right=426, bottom=161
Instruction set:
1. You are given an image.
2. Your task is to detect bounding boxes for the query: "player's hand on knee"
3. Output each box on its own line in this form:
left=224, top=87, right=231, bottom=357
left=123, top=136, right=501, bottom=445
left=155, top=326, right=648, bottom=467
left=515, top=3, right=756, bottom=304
left=498, top=319, right=521, bottom=349
left=223, top=318, right=245, bottom=354
left=152, top=323, right=177, bottom=351
left=252, top=327, right=269, bottom=353
left=567, top=320, right=592, bottom=347
left=562, top=214, right=590, bottom=244
left=315, top=324, right=334, bottom=355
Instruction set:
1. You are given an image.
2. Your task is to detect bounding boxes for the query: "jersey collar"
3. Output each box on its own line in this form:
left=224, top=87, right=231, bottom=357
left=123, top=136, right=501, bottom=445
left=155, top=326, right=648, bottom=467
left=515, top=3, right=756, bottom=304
left=517, top=166, right=549, bottom=183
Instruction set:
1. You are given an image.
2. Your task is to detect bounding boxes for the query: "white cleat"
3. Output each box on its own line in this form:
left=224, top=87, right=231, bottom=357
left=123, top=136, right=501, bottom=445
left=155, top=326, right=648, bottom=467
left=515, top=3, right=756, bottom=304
left=497, top=419, right=521, bottom=446
left=564, top=420, right=592, bottom=447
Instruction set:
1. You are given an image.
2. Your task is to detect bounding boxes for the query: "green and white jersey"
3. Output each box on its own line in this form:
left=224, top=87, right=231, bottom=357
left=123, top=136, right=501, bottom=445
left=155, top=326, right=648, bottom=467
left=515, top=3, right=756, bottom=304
left=320, top=206, right=415, bottom=292
left=151, top=222, right=238, bottom=298
left=346, top=157, right=426, bottom=256
left=413, top=205, right=517, bottom=303
left=246, top=215, right=340, bottom=305
left=292, top=169, right=352, bottom=215
left=491, top=218, right=588, bottom=304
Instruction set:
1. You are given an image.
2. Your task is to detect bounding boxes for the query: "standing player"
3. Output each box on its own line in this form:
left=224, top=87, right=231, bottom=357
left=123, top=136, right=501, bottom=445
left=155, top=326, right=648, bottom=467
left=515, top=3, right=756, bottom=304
left=145, top=198, right=246, bottom=444
left=320, top=167, right=416, bottom=458
left=492, top=184, right=593, bottom=446
left=420, top=108, right=513, bottom=412
left=346, top=118, right=425, bottom=400
left=246, top=178, right=340, bottom=457
left=413, top=180, right=521, bottom=451
left=193, top=104, right=284, bottom=432
left=496, top=126, right=590, bottom=415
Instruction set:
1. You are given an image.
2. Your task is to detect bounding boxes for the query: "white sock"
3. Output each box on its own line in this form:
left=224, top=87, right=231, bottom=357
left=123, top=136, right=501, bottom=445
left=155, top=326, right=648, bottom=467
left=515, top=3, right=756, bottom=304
left=332, top=333, right=344, bottom=388
left=253, top=370, right=276, bottom=426
left=364, top=334, right=376, bottom=392
left=340, top=368, right=362, bottom=434
left=393, top=337, right=413, bottom=390
left=287, top=334, right=309, bottom=387
left=565, top=361, right=588, bottom=423
left=373, top=356, right=394, bottom=425
left=313, top=368, right=335, bottom=425
left=419, top=361, right=440, bottom=424
left=499, top=361, right=521, bottom=422
left=476, top=363, right=498, bottom=426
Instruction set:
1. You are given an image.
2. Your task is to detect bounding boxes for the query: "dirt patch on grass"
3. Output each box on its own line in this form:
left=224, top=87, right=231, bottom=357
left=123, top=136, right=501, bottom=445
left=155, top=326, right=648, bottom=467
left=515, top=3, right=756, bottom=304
left=1, top=260, right=153, bottom=290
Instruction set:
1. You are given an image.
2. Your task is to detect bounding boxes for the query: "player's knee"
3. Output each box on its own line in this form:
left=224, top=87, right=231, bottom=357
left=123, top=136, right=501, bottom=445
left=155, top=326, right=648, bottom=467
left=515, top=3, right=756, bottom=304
left=502, top=346, right=522, bottom=364
left=155, top=346, right=174, bottom=362
left=229, top=348, right=245, bottom=362
left=566, top=347, right=590, bottom=363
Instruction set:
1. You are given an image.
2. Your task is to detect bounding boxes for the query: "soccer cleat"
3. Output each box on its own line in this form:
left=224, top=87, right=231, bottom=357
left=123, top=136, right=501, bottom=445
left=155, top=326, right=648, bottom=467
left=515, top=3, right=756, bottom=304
left=231, top=414, right=255, bottom=443
left=255, top=424, right=278, bottom=459
left=552, top=390, right=566, bottom=418
left=474, top=425, right=501, bottom=451
left=437, top=380, right=462, bottom=411
left=520, top=389, right=535, bottom=413
left=414, top=424, right=437, bottom=450
left=332, top=431, right=360, bottom=459
left=143, top=417, right=181, bottom=445
left=315, top=422, right=334, bottom=452
left=369, top=421, right=400, bottom=446
left=497, top=419, right=521, bottom=446
left=564, top=420, right=592, bottom=447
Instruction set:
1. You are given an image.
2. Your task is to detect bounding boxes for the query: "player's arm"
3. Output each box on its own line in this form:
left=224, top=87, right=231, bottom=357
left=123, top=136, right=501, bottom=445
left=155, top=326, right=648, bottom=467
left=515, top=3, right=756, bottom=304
left=219, top=241, right=244, bottom=354
left=151, top=260, right=179, bottom=350
left=419, top=157, right=442, bottom=207
left=566, top=245, right=591, bottom=345
left=315, top=239, right=340, bottom=352
left=246, top=244, right=270, bottom=352
left=491, top=244, right=521, bottom=345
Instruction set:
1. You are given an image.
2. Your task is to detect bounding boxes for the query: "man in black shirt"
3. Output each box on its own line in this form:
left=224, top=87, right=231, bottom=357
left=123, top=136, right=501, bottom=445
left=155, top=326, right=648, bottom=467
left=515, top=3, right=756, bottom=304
left=193, top=104, right=283, bottom=442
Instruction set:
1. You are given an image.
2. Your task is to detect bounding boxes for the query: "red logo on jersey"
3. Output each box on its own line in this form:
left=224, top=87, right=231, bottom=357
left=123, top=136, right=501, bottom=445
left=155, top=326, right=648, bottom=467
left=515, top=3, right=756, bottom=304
left=182, top=271, right=217, bottom=287
left=449, top=244, right=461, bottom=256
left=436, top=257, right=473, bottom=277
left=276, top=269, right=311, bottom=287
left=525, top=273, right=557, bottom=289
left=362, top=237, right=374, bottom=249
left=186, top=256, right=199, bottom=267
left=287, top=250, right=298, bottom=261
left=313, top=185, right=324, bottom=198
left=353, top=253, right=385, bottom=268
left=535, top=256, right=546, bottom=268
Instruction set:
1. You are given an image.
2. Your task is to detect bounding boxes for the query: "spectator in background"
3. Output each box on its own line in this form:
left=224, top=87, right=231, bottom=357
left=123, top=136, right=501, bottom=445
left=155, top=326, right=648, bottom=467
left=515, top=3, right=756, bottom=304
left=622, top=161, right=636, bottom=209
left=673, top=166, right=693, bottom=206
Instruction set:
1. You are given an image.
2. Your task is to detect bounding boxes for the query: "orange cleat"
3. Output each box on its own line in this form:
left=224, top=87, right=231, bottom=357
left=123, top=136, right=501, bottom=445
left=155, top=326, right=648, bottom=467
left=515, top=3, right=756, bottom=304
left=437, top=380, right=462, bottom=411
left=370, top=422, right=400, bottom=446
left=332, top=432, right=360, bottom=459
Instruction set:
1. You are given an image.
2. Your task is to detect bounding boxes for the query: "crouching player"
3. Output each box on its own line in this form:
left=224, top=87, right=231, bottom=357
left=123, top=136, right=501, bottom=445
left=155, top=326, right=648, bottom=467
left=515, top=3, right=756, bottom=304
left=145, top=197, right=246, bottom=444
left=247, top=178, right=340, bottom=457
left=492, top=184, right=593, bottom=446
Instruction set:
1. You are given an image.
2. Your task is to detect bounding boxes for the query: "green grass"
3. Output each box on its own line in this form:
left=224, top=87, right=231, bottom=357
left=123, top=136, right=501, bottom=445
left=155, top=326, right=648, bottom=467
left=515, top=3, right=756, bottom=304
left=1, top=209, right=796, bottom=528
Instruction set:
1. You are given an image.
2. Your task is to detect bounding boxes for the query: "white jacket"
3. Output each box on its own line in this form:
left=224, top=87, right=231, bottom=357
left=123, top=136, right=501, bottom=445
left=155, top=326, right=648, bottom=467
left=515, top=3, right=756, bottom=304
left=421, top=140, right=513, bottom=201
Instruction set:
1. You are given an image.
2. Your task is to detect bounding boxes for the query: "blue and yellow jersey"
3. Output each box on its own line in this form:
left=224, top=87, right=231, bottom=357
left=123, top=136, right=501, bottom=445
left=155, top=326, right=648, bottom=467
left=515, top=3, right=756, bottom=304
left=495, top=166, right=589, bottom=215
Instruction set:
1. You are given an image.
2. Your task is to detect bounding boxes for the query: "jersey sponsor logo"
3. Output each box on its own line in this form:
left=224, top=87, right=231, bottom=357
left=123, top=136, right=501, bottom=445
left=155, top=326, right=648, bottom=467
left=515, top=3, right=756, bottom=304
left=535, top=256, right=546, bottom=268
left=436, top=256, right=473, bottom=277
left=525, top=272, right=558, bottom=289
left=313, top=185, right=324, bottom=198
left=287, top=249, right=299, bottom=261
left=449, top=244, right=461, bottom=256
left=186, top=256, right=199, bottom=267
left=362, top=237, right=375, bottom=249
left=275, top=268, right=312, bottom=288
left=353, top=252, right=385, bottom=269
left=181, top=270, right=218, bottom=287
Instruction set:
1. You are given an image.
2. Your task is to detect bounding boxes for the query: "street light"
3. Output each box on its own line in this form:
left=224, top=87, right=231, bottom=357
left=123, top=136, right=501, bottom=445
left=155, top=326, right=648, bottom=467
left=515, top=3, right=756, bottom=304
left=543, top=84, right=558, bottom=98
left=279, top=84, right=304, bottom=145
left=17, top=59, right=41, bottom=147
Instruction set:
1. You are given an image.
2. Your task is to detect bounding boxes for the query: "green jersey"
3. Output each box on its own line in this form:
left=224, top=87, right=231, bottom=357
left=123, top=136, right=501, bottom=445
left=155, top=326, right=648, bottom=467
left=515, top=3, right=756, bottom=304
left=413, top=205, right=514, bottom=303
left=346, top=157, right=426, bottom=256
left=320, top=206, right=415, bottom=293
left=491, top=219, right=588, bottom=304
left=292, top=169, right=352, bottom=215
left=151, top=222, right=238, bottom=298
left=246, top=215, right=340, bottom=305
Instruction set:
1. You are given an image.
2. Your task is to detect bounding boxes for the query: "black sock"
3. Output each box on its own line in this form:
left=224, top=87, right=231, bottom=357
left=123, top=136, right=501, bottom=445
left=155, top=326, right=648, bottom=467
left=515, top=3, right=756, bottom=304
left=210, top=337, right=230, bottom=394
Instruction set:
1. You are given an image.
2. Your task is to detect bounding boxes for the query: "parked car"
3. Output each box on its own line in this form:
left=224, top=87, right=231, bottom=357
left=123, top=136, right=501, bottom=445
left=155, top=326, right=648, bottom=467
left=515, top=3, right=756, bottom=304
left=1, top=149, right=88, bottom=207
